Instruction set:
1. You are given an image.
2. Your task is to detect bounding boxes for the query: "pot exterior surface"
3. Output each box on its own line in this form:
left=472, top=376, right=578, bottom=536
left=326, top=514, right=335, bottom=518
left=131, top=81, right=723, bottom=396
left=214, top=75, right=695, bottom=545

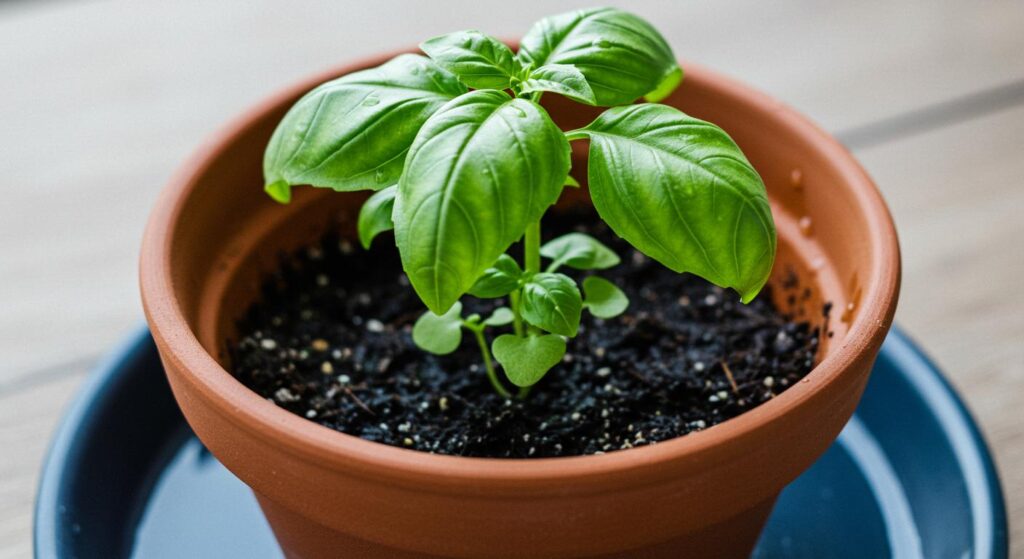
left=141, top=51, right=899, bottom=559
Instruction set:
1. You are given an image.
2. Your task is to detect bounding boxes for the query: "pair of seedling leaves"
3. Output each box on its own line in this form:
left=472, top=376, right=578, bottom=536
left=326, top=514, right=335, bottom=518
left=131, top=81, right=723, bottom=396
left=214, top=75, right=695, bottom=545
left=263, top=8, right=776, bottom=390
left=412, top=232, right=630, bottom=387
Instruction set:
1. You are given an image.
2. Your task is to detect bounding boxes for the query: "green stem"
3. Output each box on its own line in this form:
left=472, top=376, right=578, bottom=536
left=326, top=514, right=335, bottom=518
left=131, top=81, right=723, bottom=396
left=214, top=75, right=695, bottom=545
left=524, top=221, right=541, bottom=275
left=509, top=291, right=525, bottom=337
left=522, top=221, right=542, bottom=336
left=471, top=326, right=511, bottom=399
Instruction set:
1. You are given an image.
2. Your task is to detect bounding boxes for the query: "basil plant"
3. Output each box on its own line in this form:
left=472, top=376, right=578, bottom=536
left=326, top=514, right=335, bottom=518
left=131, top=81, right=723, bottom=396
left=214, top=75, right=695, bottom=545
left=263, top=8, right=776, bottom=398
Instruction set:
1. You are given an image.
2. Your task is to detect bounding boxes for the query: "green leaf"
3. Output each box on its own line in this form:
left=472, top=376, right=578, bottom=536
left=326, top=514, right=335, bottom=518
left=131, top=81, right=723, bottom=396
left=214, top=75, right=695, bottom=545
left=412, top=302, right=464, bottom=355
left=263, top=54, right=466, bottom=201
left=567, top=104, right=776, bottom=303
left=357, top=185, right=397, bottom=249
left=265, top=180, right=292, bottom=204
left=492, top=334, right=566, bottom=387
left=393, top=89, right=571, bottom=313
left=540, top=232, right=620, bottom=271
left=420, top=30, right=520, bottom=90
left=468, top=254, right=524, bottom=298
left=582, top=276, right=629, bottom=318
left=520, top=273, right=582, bottom=336
left=644, top=66, right=683, bottom=103
left=563, top=174, right=581, bottom=188
left=519, top=64, right=596, bottom=105
left=483, top=307, right=515, bottom=327
left=518, top=8, right=679, bottom=106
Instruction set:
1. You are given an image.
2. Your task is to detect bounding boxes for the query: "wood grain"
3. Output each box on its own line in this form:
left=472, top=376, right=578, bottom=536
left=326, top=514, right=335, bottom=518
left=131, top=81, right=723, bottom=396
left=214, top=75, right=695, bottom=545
left=2, top=0, right=1022, bottom=556
left=857, top=105, right=1024, bottom=548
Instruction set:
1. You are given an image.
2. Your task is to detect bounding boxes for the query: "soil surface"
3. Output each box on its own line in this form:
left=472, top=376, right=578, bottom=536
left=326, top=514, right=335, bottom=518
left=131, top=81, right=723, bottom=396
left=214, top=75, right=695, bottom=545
left=230, top=210, right=824, bottom=458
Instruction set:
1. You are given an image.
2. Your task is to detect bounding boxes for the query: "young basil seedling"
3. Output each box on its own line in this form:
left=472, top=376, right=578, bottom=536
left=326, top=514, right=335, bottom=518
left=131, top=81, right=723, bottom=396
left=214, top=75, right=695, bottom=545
left=263, top=7, right=777, bottom=398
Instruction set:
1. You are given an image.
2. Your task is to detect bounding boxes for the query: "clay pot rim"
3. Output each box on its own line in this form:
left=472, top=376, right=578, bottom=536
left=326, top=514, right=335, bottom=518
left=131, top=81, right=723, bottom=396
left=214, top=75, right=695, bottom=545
left=140, top=49, right=899, bottom=493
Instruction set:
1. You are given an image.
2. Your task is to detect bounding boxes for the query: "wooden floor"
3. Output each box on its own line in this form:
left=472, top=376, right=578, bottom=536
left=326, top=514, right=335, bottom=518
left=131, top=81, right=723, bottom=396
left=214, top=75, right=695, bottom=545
left=2, top=1, right=1022, bottom=556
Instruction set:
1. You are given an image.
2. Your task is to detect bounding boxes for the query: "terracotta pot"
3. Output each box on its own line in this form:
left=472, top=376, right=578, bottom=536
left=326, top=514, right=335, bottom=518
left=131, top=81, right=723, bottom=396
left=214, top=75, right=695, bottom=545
left=140, top=48, right=899, bottom=558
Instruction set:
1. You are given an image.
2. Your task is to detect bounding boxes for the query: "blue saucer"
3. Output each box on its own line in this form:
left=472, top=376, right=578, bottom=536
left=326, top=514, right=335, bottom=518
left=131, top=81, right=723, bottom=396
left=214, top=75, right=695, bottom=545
left=35, top=328, right=1008, bottom=558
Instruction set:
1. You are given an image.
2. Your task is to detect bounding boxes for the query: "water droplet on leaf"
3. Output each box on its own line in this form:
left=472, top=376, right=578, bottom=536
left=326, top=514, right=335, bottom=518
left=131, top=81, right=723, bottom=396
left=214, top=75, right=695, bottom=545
left=363, top=96, right=380, bottom=107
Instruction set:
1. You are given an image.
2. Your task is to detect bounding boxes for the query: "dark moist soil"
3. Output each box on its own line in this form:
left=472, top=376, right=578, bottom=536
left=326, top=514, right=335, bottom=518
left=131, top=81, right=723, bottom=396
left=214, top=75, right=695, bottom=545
left=230, top=210, right=825, bottom=458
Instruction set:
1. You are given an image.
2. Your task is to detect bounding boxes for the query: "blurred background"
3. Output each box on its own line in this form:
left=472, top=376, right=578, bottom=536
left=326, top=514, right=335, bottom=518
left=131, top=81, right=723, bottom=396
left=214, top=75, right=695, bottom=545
left=1, top=1, right=1022, bottom=556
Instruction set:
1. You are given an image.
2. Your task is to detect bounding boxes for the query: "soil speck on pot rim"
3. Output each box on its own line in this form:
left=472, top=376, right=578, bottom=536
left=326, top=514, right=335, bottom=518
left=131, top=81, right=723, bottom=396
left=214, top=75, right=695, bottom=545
left=230, top=211, right=824, bottom=458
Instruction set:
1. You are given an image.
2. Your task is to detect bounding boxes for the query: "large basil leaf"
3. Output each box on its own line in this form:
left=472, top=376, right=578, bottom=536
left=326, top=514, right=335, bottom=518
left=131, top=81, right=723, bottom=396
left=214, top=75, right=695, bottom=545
left=568, top=104, right=776, bottom=303
left=420, top=30, right=520, bottom=90
left=394, top=90, right=570, bottom=313
left=517, top=8, right=680, bottom=106
left=263, top=54, right=466, bottom=202
left=520, top=272, right=583, bottom=336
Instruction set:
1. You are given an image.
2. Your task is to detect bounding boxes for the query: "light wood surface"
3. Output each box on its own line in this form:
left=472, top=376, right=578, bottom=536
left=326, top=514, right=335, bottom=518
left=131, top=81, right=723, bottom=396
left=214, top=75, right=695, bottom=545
left=1, top=1, right=1021, bottom=557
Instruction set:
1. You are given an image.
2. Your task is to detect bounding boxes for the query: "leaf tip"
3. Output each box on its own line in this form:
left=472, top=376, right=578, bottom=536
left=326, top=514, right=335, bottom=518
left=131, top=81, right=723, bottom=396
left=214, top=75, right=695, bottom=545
left=264, top=180, right=292, bottom=204
left=358, top=232, right=373, bottom=251
left=643, top=66, right=683, bottom=103
left=737, top=279, right=768, bottom=305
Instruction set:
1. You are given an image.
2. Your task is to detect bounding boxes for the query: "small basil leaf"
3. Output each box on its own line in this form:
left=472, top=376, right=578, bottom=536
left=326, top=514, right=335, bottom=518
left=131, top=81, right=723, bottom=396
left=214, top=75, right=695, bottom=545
left=357, top=185, right=397, bottom=249
left=468, top=254, right=524, bottom=298
left=394, top=90, right=570, bottom=313
left=264, top=54, right=465, bottom=201
left=518, top=8, right=679, bottom=106
left=492, top=334, right=566, bottom=387
left=540, top=232, right=620, bottom=271
left=412, top=302, right=464, bottom=355
left=420, top=30, right=519, bottom=90
left=564, top=174, right=581, bottom=188
left=568, top=104, right=776, bottom=303
left=519, top=64, right=596, bottom=105
left=520, top=272, right=582, bottom=336
left=582, top=276, right=629, bottom=318
left=483, top=307, right=515, bottom=327
left=644, top=66, right=684, bottom=103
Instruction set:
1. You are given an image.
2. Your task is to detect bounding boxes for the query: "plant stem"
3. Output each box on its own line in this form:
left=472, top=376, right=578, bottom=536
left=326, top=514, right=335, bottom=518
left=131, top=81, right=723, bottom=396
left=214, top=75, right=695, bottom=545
left=471, top=326, right=511, bottom=399
left=522, top=221, right=542, bottom=336
left=509, top=291, right=525, bottom=337
left=524, top=221, right=541, bottom=275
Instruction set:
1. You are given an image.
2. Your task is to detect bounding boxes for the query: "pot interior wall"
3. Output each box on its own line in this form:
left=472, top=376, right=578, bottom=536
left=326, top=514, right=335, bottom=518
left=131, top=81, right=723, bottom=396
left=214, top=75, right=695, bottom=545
left=167, top=64, right=854, bottom=373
